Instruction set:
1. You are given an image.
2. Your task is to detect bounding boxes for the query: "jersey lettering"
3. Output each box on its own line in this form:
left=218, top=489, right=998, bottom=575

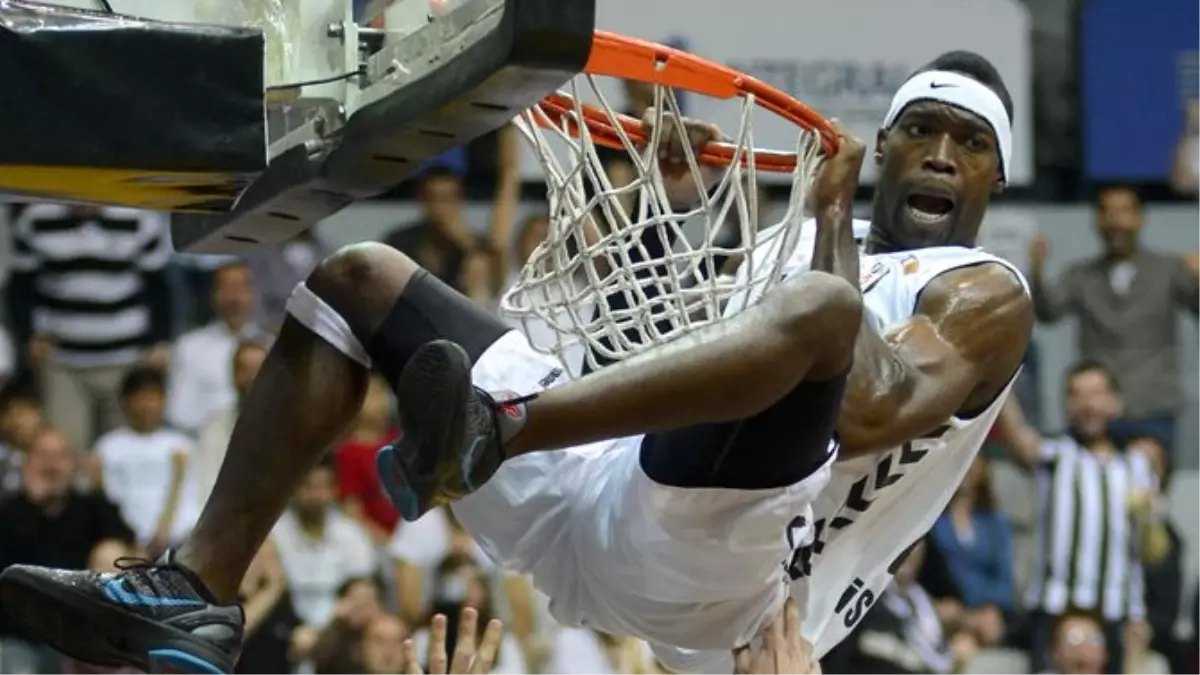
left=834, top=577, right=876, bottom=629
left=860, top=261, right=890, bottom=294
left=785, top=441, right=934, bottom=580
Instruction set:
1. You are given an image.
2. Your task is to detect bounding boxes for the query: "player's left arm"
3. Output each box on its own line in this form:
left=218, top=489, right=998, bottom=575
left=837, top=263, right=1033, bottom=457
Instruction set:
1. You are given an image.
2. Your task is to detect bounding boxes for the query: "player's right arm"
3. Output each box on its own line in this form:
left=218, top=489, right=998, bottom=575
left=836, top=263, right=1033, bottom=457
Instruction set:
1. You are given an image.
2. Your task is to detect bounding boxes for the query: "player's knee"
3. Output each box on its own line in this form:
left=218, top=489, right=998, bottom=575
left=812, top=273, right=863, bottom=343
left=306, top=242, right=420, bottom=336
left=775, top=271, right=862, bottom=339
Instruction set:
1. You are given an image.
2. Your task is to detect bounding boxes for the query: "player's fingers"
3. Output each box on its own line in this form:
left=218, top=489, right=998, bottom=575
left=429, top=614, right=449, bottom=675
left=796, top=634, right=816, bottom=662
left=761, top=615, right=778, bottom=654
left=664, top=116, right=688, bottom=162
left=782, top=597, right=800, bottom=641
left=686, top=119, right=719, bottom=152
left=471, top=619, right=503, bottom=673
left=732, top=646, right=752, bottom=674
left=450, top=607, right=479, bottom=673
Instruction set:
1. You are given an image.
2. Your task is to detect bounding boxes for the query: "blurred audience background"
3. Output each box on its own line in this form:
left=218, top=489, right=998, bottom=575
left=0, top=0, right=1196, bottom=673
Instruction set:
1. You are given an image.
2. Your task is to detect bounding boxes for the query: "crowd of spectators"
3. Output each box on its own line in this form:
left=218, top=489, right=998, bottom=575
left=0, top=106, right=1195, bottom=675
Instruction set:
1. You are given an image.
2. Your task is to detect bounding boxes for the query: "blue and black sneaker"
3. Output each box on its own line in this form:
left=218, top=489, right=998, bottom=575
left=0, top=550, right=243, bottom=674
left=377, top=339, right=531, bottom=522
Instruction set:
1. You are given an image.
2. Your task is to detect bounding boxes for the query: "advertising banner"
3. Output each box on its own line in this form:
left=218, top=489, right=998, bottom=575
left=1081, top=0, right=1199, bottom=184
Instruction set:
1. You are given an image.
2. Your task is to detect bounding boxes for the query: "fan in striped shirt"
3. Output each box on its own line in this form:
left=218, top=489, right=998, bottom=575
left=5, top=203, right=174, bottom=453
left=996, top=360, right=1170, bottom=674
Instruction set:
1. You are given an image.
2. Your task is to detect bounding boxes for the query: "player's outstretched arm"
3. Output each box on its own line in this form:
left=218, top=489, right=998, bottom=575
left=810, top=122, right=865, bottom=290
left=836, top=263, right=1032, bottom=456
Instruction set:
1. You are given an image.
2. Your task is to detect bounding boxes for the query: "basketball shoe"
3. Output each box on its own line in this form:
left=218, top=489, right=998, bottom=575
left=0, top=550, right=242, bottom=673
left=376, top=339, right=531, bottom=521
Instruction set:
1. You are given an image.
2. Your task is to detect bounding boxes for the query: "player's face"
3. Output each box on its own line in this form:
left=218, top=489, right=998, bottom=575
left=1065, top=369, right=1120, bottom=442
left=872, top=101, right=1003, bottom=251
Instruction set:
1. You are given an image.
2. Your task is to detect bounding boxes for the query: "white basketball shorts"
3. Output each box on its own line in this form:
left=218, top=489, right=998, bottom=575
left=451, top=330, right=833, bottom=673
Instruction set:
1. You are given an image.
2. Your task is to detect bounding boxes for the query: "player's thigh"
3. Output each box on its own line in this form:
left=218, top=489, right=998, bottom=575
left=640, top=372, right=846, bottom=490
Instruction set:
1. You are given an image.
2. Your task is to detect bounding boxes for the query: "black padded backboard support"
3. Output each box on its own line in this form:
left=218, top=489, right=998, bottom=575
left=171, top=0, right=595, bottom=253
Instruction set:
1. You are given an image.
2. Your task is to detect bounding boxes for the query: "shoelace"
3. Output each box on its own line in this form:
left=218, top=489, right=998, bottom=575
left=107, top=557, right=187, bottom=604
left=489, top=391, right=539, bottom=413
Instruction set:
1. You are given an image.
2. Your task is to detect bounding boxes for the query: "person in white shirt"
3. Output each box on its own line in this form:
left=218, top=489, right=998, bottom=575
left=166, top=261, right=265, bottom=432
left=94, top=366, right=198, bottom=549
left=272, top=459, right=378, bottom=628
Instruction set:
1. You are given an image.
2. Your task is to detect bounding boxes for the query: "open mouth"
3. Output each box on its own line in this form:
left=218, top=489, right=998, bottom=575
left=905, top=193, right=956, bottom=223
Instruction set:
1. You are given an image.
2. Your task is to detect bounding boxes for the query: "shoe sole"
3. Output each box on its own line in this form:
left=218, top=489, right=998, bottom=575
left=0, top=568, right=229, bottom=674
left=379, top=339, right=473, bottom=522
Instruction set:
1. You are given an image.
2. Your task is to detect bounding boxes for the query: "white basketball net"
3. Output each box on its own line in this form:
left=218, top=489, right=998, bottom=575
left=501, top=75, right=825, bottom=378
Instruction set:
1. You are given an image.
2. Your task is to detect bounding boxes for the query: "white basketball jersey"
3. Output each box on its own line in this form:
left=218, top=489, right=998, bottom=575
left=781, top=244, right=1028, bottom=658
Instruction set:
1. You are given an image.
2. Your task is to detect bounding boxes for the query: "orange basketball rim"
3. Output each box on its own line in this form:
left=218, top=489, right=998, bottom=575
left=531, top=30, right=841, bottom=173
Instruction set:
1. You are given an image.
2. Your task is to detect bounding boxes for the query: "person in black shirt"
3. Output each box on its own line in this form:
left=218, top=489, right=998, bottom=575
left=0, top=427, right=135, bottom=573
left=0, top=427, right=134, bottom=671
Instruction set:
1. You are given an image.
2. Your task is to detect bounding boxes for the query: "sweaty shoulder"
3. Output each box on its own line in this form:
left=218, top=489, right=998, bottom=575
left=917, top=261, right=1032, bottom=404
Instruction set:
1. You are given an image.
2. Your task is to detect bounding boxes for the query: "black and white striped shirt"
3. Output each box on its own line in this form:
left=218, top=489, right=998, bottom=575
left=7, top=204, right=173, bottom=367
left=1024, top=437, right=1154, bottom=621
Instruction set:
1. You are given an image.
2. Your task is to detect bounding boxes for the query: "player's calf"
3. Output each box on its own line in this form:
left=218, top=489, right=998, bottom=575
left=290, top=243, right=518, bottom=522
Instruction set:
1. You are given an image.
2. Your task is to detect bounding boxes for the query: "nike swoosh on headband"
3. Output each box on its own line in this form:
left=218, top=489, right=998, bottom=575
left=929, top=82, right=957, bottom=89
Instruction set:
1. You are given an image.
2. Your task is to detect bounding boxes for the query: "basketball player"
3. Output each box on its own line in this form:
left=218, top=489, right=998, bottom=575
left=0, top=50, right=1030, bottom=675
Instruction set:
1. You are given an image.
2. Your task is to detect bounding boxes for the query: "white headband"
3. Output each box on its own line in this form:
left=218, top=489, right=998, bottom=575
left=882, top=70, right=1012, bottom=183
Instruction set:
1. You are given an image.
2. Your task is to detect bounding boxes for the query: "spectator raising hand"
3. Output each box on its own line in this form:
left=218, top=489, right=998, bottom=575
left=733, top=599, right=820, bottom=675
left=402, top=609, right=503, bottom=675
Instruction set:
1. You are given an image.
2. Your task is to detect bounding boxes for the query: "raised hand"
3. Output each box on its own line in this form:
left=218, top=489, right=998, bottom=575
left=733, top=598, right=821, bottom=674
left=809, top=120, right=865, bottom=214
left=640, top=108, right=724, bottom=204
left=402, top=608, right=504, bottom=675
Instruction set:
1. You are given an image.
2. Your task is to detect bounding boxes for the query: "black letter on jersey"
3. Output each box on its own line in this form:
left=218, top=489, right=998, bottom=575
left=835, top=578, right=876, bottom=629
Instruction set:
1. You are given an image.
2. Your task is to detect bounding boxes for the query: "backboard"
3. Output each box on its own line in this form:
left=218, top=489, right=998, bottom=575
left=0, top=0, right=594, bottom=252
left=174, top=0, right=594, bottom=253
